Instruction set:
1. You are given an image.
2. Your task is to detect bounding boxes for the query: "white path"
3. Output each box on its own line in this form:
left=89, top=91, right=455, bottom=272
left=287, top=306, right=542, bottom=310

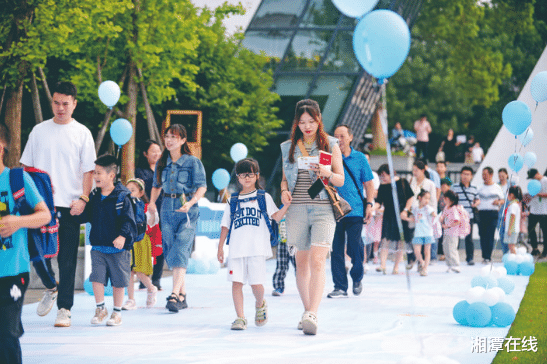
left=21, top=259, right=535, bottom=364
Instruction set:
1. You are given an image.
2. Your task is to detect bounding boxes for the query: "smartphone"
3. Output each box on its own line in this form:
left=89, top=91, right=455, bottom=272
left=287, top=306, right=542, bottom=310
left=308, top=179, right=325, bottom=199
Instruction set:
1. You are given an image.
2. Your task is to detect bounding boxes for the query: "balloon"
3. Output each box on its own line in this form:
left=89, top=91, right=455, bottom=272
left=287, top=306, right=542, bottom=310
left=465, top=286, right=485, bottom=304
left=504, top=261, right=518, bottom=275
left=525, top=253, right=534, bottom=263
left=332, top=0, right=379, bottom=18
left=208, top=259, right=220, bottom=274
left=230, top=143, right=248, bottom=162
left=466, top=302, right=492, bottom=327
left=502, top=100, right=532, bottom=136
left=517, top=246, right=527, bottom=255
left=98, top=80, right=121, bottom=108
left=480, top=265, right=492, bottom=277
left=494, top=266, right=507, bottom=278
left=471, top=275, right=487, bottom=288
left=507, top=153, right=524, bottom=173
left=212, top=168, right=230, bottom=190
left=110, top=118, right=133, bottom=146
left=481, top=288, right=500, bottom=306
left=518, top=128, right=533, bottom=147
left=353, top=10, right=410, bottom=80
left=528, top=179, right=541, bottom=197
left=502, top=253, right=510, bottom=263
left=497, top=277, right=515, bottom=294
left=490, top=287, right=506, bottom=303
left=490, top=302, right=515, bottom=327
left=194, top=259, right=209, bottom=274
left=506, top=253, right=517, bottom=262
left=484, top=276, right=498, bottom=289
left=453, top=300, right=469, bottom=325
left=518, top=261, right=535, bottom=276
left=84, top=278, right=113, bottom=295
left=524, top=152, right=537, bottom=169
left=530, top=71, right=547, bottom=103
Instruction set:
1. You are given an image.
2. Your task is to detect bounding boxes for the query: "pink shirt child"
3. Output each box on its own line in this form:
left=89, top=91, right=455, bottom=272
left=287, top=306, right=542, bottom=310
left=441, top=205, right=461, bottom=237
left=414, top=119, right=432, bottom=142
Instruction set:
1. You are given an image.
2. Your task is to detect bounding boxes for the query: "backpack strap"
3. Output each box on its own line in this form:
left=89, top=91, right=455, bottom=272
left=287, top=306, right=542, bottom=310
left=256, top=190, right=273, bottom=236
left=9, top=168, right=27, bottom=215
left=225, top=192, right=240, bottom=245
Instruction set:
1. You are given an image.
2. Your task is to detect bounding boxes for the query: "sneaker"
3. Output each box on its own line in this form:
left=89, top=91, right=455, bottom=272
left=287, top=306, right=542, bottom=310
left=54, top=308, right=71, bottom=327
left=451, top=267, right=461, bottom=273
left=364, top=263, right=369, bottom=273
left=146, top=286, right=158, bottom=308
left=122, top=299, right=137, bottom=310
left=37, top=288, right=58, bottom=317
left=231, top=317, right=247, bottom=330
left=301, top=311, right=318, bottom=335
left=419, top=269, right=428, bottom=276
left=482, top=259, right=491, bottom=264
left=152, top=280, right=162, bottom=291
left=353, top=281, right=363, bottom=296
left=327, top=289, right=348, bottom=298
left=106, top=311, right=122, bottom=326
left=91, top=307, right=108, bottom=324
left=255, top=300, right=268, bottom=327
left=467, top=260, right=475, bottom=266
left=406, top=262, right=414, bottom=270
left=272, top=288, right=283, bottom=297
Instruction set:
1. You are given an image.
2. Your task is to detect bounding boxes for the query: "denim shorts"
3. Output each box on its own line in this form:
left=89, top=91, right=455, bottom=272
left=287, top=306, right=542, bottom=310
left=285, top=204, right=336, bottom=251
left=412, top=236, right=434, bottom=245
left=160, top=197, right=199, bottom=269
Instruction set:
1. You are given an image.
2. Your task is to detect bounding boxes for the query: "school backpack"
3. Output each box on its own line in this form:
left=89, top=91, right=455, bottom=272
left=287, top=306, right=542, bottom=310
left=116, top=192, right=146, bottom=242
left=226, top=190, right=279, bottom=247
left=457, top=205, right=471, bottom=238
left=9, top=167, right=59, bottom=262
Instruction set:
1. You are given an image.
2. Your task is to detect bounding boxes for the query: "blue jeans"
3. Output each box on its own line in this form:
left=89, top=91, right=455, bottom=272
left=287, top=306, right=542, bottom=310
left=331, top=216, right=364, bottom=292
left=478, top=210, right=499, bottom=260
left=160, top=197, right=199, bottom=269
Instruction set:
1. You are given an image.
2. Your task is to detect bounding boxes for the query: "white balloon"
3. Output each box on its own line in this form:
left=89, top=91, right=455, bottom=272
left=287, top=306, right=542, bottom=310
left=482, top=288, right=500, bottom=306
left=515, top=254, right=525, bottom=264
left=525, top=253, right=534, bottom=263
left=480, top=266, right=492, bottom=277
left=491, top=287, right=506, bottom=302
left=466, top=286, right=486, bottom=304
left=506, top=254, right=517, bottom=262
left=517, top=246, right=527, bottom=255
left=490, top=268, right=502, bottom=279
left=495, top=266, right=507, bottom=278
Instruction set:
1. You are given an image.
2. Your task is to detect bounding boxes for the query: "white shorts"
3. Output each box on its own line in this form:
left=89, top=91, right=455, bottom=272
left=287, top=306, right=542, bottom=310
left=227, top=256, right=266, bottom=285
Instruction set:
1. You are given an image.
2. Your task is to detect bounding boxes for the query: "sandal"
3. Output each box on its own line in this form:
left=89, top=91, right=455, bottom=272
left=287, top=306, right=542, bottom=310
left=231, top=317, right=247, bottom=330
left=255, top=300, right=268, bottom=327
left=146, top=286, right=158, bottom=308
left=166, top=293, right=181, bottom=313
left=301, top=311, right=318, bottom=335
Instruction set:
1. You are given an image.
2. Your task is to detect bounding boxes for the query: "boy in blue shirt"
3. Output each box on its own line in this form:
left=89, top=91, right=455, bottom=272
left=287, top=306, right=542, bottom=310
left=0, top=124, right=52, bottom=364
left=79, top=154, right=136, bottom=326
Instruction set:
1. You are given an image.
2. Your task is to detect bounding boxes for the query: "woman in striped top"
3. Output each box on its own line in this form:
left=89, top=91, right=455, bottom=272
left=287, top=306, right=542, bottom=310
left=279, top=99, right=344, bottom=335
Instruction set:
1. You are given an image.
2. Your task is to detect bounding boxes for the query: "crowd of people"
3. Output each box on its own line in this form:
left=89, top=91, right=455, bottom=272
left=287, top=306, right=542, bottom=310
left=1, top=87, right=545, bottom=363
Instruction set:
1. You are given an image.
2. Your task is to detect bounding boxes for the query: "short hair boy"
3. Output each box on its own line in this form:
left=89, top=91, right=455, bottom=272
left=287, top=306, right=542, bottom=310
left=79, top=154, right=136, bottom=326
left=0, top=124, right=51, bottom=363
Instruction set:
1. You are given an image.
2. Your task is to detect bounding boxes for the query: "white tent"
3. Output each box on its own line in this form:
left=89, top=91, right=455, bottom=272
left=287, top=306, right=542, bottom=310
left=472, top=46, right=547, bottom=192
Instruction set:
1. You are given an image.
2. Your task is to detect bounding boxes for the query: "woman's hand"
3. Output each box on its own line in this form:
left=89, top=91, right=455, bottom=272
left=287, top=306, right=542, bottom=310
left=281, top=190, right=292, bottom=205
left=148, top=202, right=157, bottom=215
left=311, top=163, right=332, bottom=179
left=176, top=201, right=193, bottom=213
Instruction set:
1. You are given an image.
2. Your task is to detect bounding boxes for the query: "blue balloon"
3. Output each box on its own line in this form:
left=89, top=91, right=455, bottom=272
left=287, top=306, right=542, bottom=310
left=212, top=168, right=230, bottom=190
left=505, top=261, right=519, bottom=275
left=353, top=10, right=410, bottom=79
left=518, top=128, right=533, bottom=147
left=194, top=259, right=209, bottom=274
left=471, top=275, right=487, bottom=288
left=332, top=0, right=379, bottom=18
left=518, top=261, right=535, bottom=276
left=110, top=118, right=133, bottom=146
left=208, top=259, right=220, bottom=274
left=453, top=300, right=470, bottom=325
left=507, top=154, right=524, bottom=173
left=502, top=253, right=510, bottom=263
left=83, top=277, right=113, bottom=296
left=524, top=152, right=537, bottom=169
left=530, top=71, right=547, bottom=103
left=502, top=100, right=532, bottom=136
left=528, top=179, right=541, bottom=197
left=497, top=277, right=515, bottom=294
left=98, top=80, right=121, bottom=108
left=186, top=258, right=197, bottom=274
left=230, top=143, right=248, bottom=163
left=490, top=302, right=515, bottom=327
left=484, top=276, right=498, bottom=289
left=466, top=302, right=492, bottom=327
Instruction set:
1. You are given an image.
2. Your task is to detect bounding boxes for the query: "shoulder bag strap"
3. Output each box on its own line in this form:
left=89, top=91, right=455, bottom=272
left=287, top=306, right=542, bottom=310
left=461, top=184, right=473, bottom=204
left=297, top=139, right=309, bottom=157
left=342, top=160, right=365, bottom=204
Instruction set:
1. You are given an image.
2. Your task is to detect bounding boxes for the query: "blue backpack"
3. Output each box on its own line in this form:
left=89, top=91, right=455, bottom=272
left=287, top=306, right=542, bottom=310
left=9, top=167, right=59, bottom=262
left=116, top=192, right=146, bottom=242
left=226, top=190, right=279, bottom=247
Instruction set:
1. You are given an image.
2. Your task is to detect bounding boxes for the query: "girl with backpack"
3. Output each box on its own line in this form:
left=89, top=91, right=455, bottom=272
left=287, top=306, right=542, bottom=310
left=122, top=178, right=159, bottom=310
left=148, top=124, right=207, bottom=313
left=217, top=159, right=289, bottom=330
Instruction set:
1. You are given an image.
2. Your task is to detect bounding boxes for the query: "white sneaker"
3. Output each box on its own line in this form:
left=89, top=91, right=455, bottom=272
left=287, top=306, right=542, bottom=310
left=106, top=311, right=122, bottom=326
left=91, top=307, right=108, bottom=325
left=122, top=299, right=137, bottom=310
left=54, top=308, right=71, bottom=327
left=37, top=288, right=58, bottom=317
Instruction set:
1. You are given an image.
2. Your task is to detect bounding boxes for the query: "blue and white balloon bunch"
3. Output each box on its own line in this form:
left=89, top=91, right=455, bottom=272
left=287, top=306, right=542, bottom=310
left=502, top=247, right=535, bottom=276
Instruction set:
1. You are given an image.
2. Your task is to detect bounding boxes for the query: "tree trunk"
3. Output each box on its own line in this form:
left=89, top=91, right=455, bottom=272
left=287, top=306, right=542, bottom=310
left=137, top=67, right=162, bottom=146
left=121, top=62, right=138, bottom=183
left=5, top=82, right=23, bottom=167
left=37, top=66, right=53, bottom=116
left=31, top=71, right=43, bottom=124
left=95, top=108, right=114, bottom=152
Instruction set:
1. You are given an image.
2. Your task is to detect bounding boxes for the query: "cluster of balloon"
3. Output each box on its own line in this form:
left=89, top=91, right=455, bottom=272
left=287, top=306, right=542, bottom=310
left=452, top=265, right=516, bottom=328
left=211, top=143, right=248, bottom=191
left=502, top=247, right=535, bottom=276
left=98, top=81, right=133, bottom=148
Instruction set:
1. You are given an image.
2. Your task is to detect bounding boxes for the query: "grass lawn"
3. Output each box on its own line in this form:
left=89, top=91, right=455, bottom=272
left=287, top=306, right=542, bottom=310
left=492, top=262, right=547, bottom=363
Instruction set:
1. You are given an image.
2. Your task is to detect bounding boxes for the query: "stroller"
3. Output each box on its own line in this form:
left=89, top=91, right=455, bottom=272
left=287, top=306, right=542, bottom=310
left=390, top=130, right=417, bottom=154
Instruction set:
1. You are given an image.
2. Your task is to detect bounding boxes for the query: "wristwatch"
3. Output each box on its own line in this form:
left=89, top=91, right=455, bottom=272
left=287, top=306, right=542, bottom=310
left=366, top=202, right=373, bottom=207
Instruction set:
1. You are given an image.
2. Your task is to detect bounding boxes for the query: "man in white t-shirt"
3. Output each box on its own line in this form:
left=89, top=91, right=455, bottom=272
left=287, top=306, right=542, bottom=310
left=20, top=82, right=96, bottom=327
left=526, top=169, right=547, bottom=257
left=472, top=142, right=484, bottom=164
left=477, top=167, right=504, bottom=263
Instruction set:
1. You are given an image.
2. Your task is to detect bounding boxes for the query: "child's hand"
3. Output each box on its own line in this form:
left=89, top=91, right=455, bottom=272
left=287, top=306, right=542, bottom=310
left=0, top=215, right=21, bottom=237
left=113, top=236, right=125, bottom=249
left=217, top=247, right=224, bottom=264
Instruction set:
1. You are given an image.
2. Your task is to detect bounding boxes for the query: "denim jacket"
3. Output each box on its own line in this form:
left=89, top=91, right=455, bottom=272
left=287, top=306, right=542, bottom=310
left=280, top=136, right=338, bottom=201
left=152, top=154, right=207, bottom=202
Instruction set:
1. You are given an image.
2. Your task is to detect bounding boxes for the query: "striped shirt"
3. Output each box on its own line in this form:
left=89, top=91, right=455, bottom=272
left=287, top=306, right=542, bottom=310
left=292, top=145, right=330, bottom=205
left=451, top=183, right=478, bottom=219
